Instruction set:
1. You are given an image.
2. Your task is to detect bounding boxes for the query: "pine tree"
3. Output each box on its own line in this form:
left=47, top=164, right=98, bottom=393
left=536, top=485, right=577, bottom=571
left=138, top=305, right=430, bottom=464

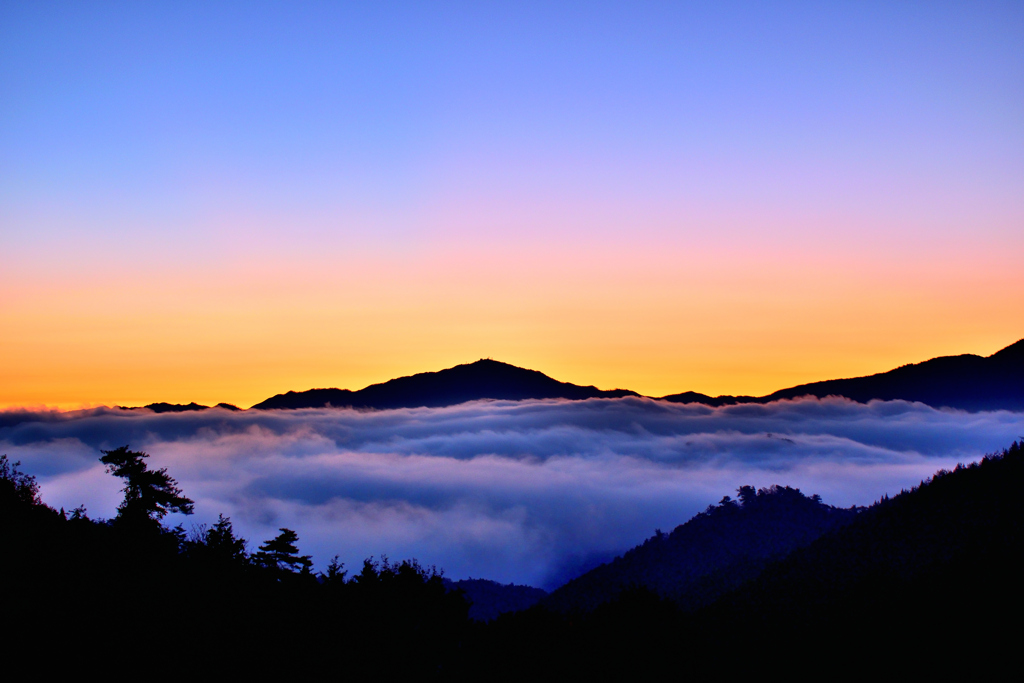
left=254, top=528, right=312, bottom=573
left=99, top=445, right=194, bottom=524
left=187, top=514, right=248, bottom=566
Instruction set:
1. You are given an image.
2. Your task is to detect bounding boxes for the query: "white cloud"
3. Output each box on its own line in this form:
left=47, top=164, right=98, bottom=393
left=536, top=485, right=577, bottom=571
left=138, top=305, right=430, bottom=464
left=3, top=397, right=1021, bottom=588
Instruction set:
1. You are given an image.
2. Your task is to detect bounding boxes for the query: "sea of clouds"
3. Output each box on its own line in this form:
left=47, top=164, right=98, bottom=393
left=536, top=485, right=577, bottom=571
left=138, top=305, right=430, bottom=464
left=3, top=396, right=1022, bottom=589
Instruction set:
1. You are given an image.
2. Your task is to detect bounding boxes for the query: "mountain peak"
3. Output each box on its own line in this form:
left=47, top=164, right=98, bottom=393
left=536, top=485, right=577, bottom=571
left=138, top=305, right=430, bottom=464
left=250, top=359, right=639, bottom=410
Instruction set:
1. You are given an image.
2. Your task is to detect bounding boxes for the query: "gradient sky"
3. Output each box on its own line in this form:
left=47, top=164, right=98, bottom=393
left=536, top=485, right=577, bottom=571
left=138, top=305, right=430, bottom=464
left=2, top=1, right=1022, bottom=408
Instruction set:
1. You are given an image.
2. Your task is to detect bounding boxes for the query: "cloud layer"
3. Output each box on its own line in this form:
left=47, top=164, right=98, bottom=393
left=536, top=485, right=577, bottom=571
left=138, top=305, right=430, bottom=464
left=4, top=397, right=1022, bottom=588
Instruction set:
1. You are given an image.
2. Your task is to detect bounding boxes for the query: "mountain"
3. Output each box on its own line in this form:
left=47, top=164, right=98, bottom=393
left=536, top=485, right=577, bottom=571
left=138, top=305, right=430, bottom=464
left=458, top=442, right=1024, bottom=677
left=118, top=402, right=241, bottom=413
left=714, top=439, right=1024, bottom=619
left=445, top=579, right=547, bottom=621
left=661, top=337, right=1024, bottom=411
left=545, top=440, right=1020, bottom=616
left=544, top=485, right=859, bottom=613
left=127, top=337, right=1023, bottom=412
left=692, top=439, right=1024, bottom=668
left=251, top=358, right=639, bottom=410
left=654, top=390, right=758, bottom=408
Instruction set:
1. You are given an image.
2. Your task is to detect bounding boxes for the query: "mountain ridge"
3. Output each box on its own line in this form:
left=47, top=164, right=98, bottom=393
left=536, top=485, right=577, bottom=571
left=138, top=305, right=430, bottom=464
left=117, top=338, right=1024, bottom=412
left=249, top=358, right=640, bottom=410
left=543, top=484, right=860, bottom=613
left=661, top=338, right=1024, bottom=411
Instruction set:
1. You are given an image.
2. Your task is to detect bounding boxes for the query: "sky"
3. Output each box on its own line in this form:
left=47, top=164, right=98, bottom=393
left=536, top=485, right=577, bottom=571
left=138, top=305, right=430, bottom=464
left=2, top=1, right=1023, bottom=408
left=6, top=397, right=1023, bottom=587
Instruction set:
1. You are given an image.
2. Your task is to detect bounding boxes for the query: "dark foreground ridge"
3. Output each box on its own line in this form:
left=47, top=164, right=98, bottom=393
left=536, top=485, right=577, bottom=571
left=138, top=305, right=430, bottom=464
left=445, top=578, right=548, bottom=622
left=3, top=441, right=1021, bottom=676
left=250, top=358, right=640, bottom=410
left=544, top=484, right=861, bottom=613
left=460, top=441, right=1024, bottom=677
left=1, top=447, right=470, bottom=676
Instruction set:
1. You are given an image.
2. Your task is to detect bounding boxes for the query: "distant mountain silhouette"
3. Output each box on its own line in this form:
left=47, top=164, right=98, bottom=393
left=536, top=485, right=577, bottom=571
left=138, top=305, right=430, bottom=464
left=661, top=338, right=1024, bottom=411
left=119, top=402, right=241, bottom=413
left=126, top=337, right=1024, bottom=412
left=544, top=485, right=859, bottom=613
left=251, top=359, right=639, bottom=410
left=655, top=391, right=758, bottom=408
left=445, top=578, right=547, bottom=621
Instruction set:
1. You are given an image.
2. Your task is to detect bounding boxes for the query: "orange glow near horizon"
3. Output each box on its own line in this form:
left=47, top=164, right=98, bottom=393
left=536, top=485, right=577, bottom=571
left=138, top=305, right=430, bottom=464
left=3, top=236, right=1021, bottom=410
left=4, top=3, right=1023, bottom=412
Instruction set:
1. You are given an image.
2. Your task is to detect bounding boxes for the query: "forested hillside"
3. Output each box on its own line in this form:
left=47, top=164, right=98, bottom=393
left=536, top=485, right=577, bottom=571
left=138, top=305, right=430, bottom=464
left=4, top=441, right=1020, bottom=677
left=708, top=438, right=1024, bottom=651
left=0, top=448, right=469, bottom=675
left=545, top=484, right=860, bottom=612
left=459, top=441, right=1024, bottom=677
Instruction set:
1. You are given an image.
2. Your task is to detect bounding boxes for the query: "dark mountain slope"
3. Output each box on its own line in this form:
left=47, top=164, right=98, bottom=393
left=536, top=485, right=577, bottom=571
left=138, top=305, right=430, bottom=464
left=662, top=337, right=1024, bottom=411
left=459, top=443, right=1024, bottom=678
left=544, top=485, right=859, bottom=613
left=446, top=579, right=547, bottom=621
left=680, top=440, right=1024, bottom=672
left=1, top=454, right=470, bottom=677
left=714, top=439, right=1024, bottom=623
left=251, top=358, right=639, bottom=410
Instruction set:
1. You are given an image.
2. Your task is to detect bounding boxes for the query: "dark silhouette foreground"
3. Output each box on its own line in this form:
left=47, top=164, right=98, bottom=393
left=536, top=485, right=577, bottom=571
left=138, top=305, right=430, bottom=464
left=3, top=441, right=1021, bottom=677
left=1, top=448, right=468, bottom=676
left=544, top=484, right=861, bottom=613
left=460, top=441, right=1024, bottom=678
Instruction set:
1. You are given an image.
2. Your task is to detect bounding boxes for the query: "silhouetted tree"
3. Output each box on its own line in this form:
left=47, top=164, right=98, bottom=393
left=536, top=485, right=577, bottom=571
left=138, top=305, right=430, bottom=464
left=188, top=514, right=248, bottom=566
left=254, top=527, right=311, bottom=573
left=737, top=485, right=757, bottom=507
left=322, top=555, right=347, bottom=584
left=0, top=455, right=41, bottom=510
left=100, top=445, right=194, bottom=524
